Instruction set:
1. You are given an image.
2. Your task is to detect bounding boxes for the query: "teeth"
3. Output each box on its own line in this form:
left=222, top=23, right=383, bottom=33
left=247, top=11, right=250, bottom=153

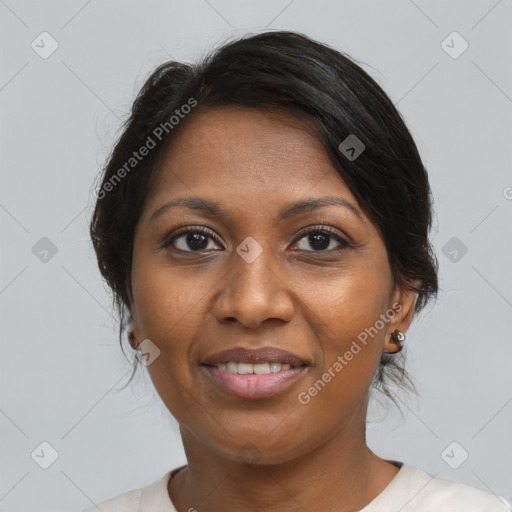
left=215, top=361, right=296, bottom=374
left=237, top=363, right=253, bottom=375
left=253, top=363, right=270, bottom=375
left=270, top=362, right=281, bottom=372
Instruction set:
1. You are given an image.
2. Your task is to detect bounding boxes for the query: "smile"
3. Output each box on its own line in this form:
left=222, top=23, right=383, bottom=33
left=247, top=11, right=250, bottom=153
left=213, top=361, right=300, bottom=374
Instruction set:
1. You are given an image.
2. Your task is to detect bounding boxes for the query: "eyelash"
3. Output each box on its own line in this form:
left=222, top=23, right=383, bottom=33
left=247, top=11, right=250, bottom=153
left=161, top=225, right=352, bottom=253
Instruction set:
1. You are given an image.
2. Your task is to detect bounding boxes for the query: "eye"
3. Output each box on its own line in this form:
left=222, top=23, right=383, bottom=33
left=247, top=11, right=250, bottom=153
left=292, top=226, right=352, bottom=252
left=162, top=225, right=352, bottom=254
left=162, top=226, right=222, bottom=253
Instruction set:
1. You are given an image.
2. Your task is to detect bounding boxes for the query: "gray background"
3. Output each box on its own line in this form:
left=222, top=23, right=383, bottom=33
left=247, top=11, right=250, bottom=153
left=1, top=1, right=511, bottom=511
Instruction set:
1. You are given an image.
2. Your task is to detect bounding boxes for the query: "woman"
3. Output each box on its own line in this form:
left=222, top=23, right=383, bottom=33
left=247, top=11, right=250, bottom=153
left=86, top=30, right=506, bottom=511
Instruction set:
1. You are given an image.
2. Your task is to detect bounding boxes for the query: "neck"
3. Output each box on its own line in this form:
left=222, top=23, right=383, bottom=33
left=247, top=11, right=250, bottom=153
left=168, top=408, right=400, bottom=512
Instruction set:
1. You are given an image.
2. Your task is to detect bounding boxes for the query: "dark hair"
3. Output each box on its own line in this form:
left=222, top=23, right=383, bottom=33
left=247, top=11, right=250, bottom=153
left=90, top=30, right=439, bottom=408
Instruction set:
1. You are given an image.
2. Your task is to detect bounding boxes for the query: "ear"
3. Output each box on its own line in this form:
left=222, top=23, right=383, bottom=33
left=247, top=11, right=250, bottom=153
left=126, top=284, right=141, bottom=351
left=382, top=282, right=419, bottom=354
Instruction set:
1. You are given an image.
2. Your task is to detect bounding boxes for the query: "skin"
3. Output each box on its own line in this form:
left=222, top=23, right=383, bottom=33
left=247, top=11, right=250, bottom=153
left=128, top=105, right=418, bottom=512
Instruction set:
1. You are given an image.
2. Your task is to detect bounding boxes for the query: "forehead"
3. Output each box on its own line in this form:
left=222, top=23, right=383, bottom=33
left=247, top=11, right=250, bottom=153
left=165, top=105, right=321, bottom=160
left=143, top=105, right=362, bottom=222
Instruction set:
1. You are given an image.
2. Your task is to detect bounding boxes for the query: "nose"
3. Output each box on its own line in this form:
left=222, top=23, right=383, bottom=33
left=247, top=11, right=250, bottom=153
left=213, top=245, right=295, bottom=330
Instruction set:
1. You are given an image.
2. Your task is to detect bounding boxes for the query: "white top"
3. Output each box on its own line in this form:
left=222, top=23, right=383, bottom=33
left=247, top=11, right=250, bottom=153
left=82, top=461, right=510, bottom=512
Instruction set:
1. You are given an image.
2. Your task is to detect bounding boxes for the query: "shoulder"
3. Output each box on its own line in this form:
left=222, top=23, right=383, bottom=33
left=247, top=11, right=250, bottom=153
left=81, top=469, right=178, bottom=512
left=389, top=464, right=509, bottom=512
left=82, top=487, right=142, bottom=512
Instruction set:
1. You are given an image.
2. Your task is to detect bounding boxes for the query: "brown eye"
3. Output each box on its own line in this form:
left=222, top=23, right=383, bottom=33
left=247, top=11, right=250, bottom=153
left=162, top=227, right=222, bottom=252
left=292, top=226, right=351, bottom=252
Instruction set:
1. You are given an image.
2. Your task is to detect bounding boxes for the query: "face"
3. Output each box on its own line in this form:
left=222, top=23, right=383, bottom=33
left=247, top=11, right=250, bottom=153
left=129, top=106, right=417, bottom=464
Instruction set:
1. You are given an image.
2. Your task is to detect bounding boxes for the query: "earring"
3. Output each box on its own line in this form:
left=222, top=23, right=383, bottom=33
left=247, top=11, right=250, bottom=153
left=385, top=329, right=406, bottom=354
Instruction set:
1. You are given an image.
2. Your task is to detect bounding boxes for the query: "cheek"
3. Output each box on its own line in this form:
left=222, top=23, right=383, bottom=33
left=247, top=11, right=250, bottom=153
left=131, top=264, right=208, bottom=412
left=131, top=260, right=206, bottom=355
left=308, top=260, right=391, bottom=337
left=304, top=262, right=391, bottom=384
left=297, top=293, right=387, bottom=431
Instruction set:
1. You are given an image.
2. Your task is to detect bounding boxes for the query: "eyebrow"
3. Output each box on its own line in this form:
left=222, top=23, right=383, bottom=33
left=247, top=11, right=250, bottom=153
left=149, top=196, right=363, bottom=223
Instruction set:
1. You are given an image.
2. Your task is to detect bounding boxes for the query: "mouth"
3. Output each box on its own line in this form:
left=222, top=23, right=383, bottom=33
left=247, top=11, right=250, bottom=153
left=201, top=346, right=309, bottom=399
left=204, top=361, right=306, bottom=373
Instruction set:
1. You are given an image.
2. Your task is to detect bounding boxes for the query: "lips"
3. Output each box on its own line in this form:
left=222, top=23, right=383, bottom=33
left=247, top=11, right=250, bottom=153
left=201, top=346, right=307, bottom=368
left=201, top=346, right=309, bottom=400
